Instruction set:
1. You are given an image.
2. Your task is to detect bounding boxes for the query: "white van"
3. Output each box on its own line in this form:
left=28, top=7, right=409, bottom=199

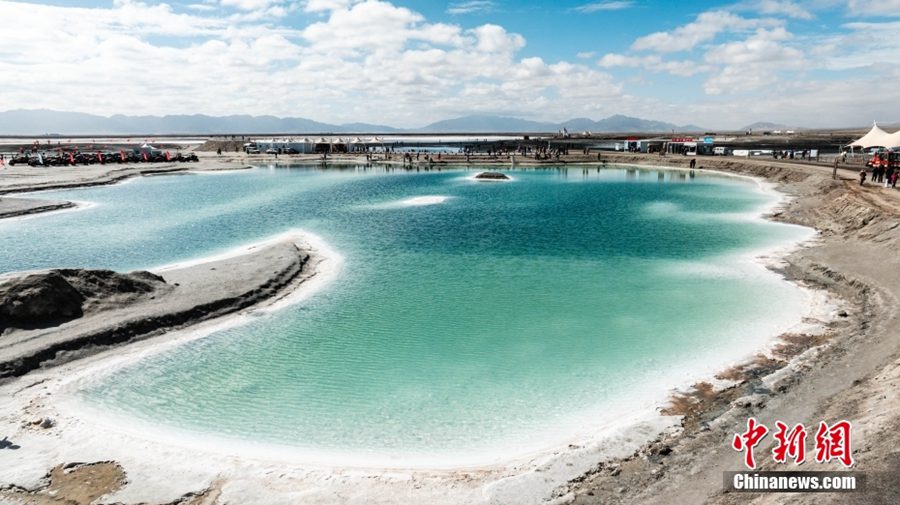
left=713, top=146, right=728, bottom=156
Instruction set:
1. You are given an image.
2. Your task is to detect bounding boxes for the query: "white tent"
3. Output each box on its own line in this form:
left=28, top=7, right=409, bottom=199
left=848, top=123, right=894, bottom=148
left=885, top=129, right=900, bottom=148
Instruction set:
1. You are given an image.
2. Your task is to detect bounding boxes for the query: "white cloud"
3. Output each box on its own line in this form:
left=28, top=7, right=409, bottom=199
left=446, top=1, right=496, bottom=15
left=471, top=24, right=525, bottom=53
left=598, top=53, right=657, bottom=67
left=597, top=53, right=709, bottom=76
left=755, top=0, right=813, bottom=20
left=573, top=1, right=634, bottom=13
left=816, top=20, right=900, bottom=69
left=220, top=0, right=283, bottom=9
left=703, top=28, right=804, bottom=94
left=847, top=0, right=900, bottom=16
left=681, top=71, right=900, bottom=128
left=303, top=0, right=354, bottom=12
left=186, top=3, right=217, bottom=11
left=576, top=51, right=596, bottom=59
left=632, top=11, right=779, bottom=53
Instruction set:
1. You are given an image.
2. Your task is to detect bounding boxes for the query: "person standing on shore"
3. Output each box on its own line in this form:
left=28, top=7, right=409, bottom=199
left=833, top=157, right=839, bottom=179
left=859, top=169, right=867, bottom=186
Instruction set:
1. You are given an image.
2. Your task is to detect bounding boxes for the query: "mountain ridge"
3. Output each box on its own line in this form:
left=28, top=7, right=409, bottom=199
left=0, top=109, right=705, bottom=135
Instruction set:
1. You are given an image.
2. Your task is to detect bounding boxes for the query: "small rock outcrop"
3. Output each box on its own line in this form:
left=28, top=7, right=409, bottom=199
left=474, top=171, right=511, bottom=180
left=0, top=271, right=85, bottom=326
left=0, top=269, right=167, bottom=330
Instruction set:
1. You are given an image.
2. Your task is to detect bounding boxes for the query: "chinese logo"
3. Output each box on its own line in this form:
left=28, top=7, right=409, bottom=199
left=732, top=418, right=854, bottom=469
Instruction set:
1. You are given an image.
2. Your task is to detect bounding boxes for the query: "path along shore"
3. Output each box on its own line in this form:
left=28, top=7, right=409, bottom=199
left=0, top=152, right=898, bottom=504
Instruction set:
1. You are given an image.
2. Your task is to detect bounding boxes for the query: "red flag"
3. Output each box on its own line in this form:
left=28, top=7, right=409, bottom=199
left=165, top=151, right=171, bottom=161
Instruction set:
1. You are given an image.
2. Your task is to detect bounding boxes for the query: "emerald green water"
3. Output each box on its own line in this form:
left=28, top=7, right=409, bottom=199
left=0, top=166, right=813, bottom=464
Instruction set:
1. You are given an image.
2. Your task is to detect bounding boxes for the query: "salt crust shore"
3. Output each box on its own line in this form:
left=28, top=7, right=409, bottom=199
left=0, top=156, right=252, bottom=220
left=1, top=153, right=898, bottom=503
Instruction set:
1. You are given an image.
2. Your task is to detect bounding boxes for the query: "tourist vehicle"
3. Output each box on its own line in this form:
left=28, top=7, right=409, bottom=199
left=7, top=154, right=32, bottom=166
left=866, top=149, right=900, bottom=170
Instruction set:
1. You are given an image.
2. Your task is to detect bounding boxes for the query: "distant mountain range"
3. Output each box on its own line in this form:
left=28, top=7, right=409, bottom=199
left=741, top=121, right=800, bottom=131
left=419, top=114, right=704, bottom=134
left=0, top=109, right=705, bottom=135
left=0, top=110, right=399, bottom=136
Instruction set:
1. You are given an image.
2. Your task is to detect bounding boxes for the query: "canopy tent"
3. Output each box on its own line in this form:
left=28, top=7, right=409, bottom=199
left=886, top=130, right=900, bottom=149
left=848, top=123, right=894, bottom=148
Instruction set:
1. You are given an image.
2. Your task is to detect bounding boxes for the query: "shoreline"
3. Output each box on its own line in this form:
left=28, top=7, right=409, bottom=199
left=0, top=155, right=897, bottom=503
left=564, top=153, right=900, bottom=504
left=0, top=155, right=252, bottom=220
left=0, top=196, right=77, bottom=219
left=0, top=232, right=325, bottom=380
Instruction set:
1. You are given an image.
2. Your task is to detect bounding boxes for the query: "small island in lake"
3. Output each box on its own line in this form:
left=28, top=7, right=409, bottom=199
left=474, top=172, right=511, bottom=181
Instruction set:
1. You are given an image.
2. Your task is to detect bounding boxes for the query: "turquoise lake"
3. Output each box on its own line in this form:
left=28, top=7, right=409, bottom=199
left=0, top=165, right=813, bottom=464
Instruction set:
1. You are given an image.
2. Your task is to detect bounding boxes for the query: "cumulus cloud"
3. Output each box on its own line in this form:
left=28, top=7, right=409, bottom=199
left=598, top=53, right=658, bottom=68
left=817, top=20, right=900, bottom=69
left=750, top=0, right=813, bottom=20
left=703, top=27, right=804, bottom=94
left=846, top=0, right=900, bottom=16
left=631, top=11, right=779, bottom=53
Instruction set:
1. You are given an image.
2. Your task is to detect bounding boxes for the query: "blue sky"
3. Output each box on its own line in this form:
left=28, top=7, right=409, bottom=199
left=1, top=0, right=898, bottom=128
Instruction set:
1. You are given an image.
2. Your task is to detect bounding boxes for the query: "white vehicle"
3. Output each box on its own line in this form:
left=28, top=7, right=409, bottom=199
left=713, top=146, right=728, bottom=155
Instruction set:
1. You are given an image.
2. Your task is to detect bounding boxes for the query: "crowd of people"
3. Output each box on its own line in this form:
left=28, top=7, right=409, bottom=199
left=860, top=164, right=898, bottom=188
